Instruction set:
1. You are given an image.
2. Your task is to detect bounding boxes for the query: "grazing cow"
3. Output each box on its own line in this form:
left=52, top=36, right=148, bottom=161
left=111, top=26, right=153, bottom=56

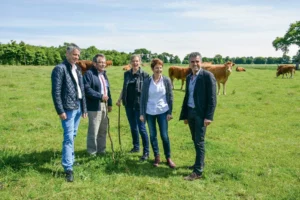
left=106, top=60, right=113, bottom=66
left=276, top=65, right=295, bottom=78
left=168, top=66, right=192, bottom=90
left=122, top=64, right=131, bottom=71
left=202, top=61, right=235, bottom=95
left=236, top=66, right=246, bottom=72
left=76, top=60, right=93, bottom=75
left=201, top=62, right=213, bottom=67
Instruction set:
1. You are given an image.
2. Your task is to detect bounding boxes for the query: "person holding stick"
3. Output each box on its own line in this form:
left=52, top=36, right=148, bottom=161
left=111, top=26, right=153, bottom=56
left=116, top=54, right=150, bottom=161
left=83, top=54, right=112, bottom=156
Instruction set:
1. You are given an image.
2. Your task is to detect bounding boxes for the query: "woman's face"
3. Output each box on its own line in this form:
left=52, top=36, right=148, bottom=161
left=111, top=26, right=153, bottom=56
left=131, top=57, right=140, bottom=69
left=152, top=64, right=163, bottom=76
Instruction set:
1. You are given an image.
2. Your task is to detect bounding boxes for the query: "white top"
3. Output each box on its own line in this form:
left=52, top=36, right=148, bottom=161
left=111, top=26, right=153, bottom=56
left=71, top=65, right=82, bottom=99
left=98, top=73, right=107, bottom=96
left=146, top=76, right=169, bottom=115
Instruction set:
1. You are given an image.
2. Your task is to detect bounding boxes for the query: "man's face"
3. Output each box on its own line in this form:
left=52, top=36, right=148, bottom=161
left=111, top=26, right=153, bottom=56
left=66, top=49, right=80, bottom=65
left=189, top=56, right=201, bottom=74
left=93, top=57, right=106, bottom=72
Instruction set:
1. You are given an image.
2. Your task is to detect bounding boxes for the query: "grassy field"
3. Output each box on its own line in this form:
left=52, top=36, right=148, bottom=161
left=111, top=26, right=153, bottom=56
left=0, top=64, right=299, bottom=199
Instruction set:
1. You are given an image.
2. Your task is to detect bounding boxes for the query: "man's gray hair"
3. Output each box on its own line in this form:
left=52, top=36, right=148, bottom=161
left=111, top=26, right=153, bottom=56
left=93, top=53, right=106, bottom=63
left=66, top=43, right=81, bottom=54
left=189, top=52, right=202, bottom=62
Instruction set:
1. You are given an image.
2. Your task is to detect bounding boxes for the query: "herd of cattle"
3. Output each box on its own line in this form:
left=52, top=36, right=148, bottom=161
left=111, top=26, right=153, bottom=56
left=75, top=60, right=296, bottom=95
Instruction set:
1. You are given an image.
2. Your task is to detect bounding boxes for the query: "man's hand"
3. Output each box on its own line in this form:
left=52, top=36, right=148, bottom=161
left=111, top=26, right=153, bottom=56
left=204, top=119, right=212, bottom=127
left=140, top=115, right=144, bottom=123
left=184, top=119, right=188, bottom=124
left=59, top=113, right=67, bottom=120
left=102, top=95, right=109, bottom=102
left=108, top=106, right=112, bottom=112
left=82, top=113, right=87, bottom=118
left=116, top=100, right=121, bottom=107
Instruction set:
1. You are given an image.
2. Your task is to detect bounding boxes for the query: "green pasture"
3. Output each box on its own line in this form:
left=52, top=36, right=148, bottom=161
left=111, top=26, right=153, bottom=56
left=0, top=64, right=299, bottom=199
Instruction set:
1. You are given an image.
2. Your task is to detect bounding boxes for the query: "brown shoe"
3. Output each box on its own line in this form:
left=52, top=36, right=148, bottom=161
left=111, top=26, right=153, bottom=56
left=153, top=155, right=160, bottom=167
left=167, top=158, right=176, bottom=169
left=184, top=172, right=202, bottom=181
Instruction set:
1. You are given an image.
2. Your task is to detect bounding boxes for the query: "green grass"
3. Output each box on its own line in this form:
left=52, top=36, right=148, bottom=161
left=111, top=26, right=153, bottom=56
left=0, top=64, right=300, bottom=199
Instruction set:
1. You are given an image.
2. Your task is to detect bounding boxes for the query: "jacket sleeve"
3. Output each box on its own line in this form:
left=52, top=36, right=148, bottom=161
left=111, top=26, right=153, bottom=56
left=179, top=76, right=189, bottom=120
left=51, top=65, right=64, bottom=115
left=140, top=78, right=148, bottom=119
left=204, top=72, right=217, bottom=120
left=165, top=77, right=173, bottom=115
left=107, top=78, right=113, bottom=107
left=83, top=71, right=102, bottom=100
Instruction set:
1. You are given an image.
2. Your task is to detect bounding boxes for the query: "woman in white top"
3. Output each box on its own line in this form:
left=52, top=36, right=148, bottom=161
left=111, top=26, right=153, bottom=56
left=140, top=58, right=175, bottom=168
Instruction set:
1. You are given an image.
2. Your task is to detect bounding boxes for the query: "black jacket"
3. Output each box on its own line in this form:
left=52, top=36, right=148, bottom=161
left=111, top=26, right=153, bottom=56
left=51, top=59, right=87, bottom=115
left=179, top=69, right=217, bottom=121
left=120, top=68, right=149, bottom=109
left=83, top=67, right=112, bottom=111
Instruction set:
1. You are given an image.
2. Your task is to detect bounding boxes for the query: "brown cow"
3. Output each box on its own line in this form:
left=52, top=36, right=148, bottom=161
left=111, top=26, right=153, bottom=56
left=276, top=65, right=295, bottom=78
left=201, top=62, right=213, bottom=67
left=76, top=60, right=93, bottom=75
left=168, top=66, right=192, bottom=90
left=202, top=61, right=235, bottom=95
left=122, top=64, right=131, bottom=71
left=106, top=60, right=113, bottom=66
left=236, top=66, right=246, bottom=72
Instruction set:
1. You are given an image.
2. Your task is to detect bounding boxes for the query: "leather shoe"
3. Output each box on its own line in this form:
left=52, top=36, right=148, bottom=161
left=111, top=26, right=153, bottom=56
left=65, top=170, right=74, bottom=182
left=140, top=153, right=149, bottom=162
left=184, top=172, right=202, bottom=181
left=153, top=155, right=160, bottom=167
left=167, top=158, right=176, bottom=169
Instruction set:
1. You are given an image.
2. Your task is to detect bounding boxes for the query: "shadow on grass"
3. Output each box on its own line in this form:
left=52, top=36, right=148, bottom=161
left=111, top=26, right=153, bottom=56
left=0, top=149, right=188, bottom=179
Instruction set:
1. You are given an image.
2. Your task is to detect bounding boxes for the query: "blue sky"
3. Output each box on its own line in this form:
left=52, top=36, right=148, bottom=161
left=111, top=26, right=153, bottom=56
left=1, top=0, right=299, bottom=60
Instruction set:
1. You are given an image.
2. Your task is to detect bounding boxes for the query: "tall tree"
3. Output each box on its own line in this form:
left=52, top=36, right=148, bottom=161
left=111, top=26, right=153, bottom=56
left=273, top=21, right=300, bottom=62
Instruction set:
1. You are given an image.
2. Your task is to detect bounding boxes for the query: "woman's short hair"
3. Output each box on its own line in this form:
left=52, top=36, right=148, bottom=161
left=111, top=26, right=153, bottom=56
left=150, top=58, right=163, bottom=69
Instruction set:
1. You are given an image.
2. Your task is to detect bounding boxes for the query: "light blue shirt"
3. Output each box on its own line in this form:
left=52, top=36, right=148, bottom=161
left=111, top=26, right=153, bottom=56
left=187, top=69, right=201, bottom=108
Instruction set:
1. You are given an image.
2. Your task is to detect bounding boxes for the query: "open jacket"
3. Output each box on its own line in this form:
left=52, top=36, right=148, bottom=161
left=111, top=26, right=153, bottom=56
left=83, top=67, right=112, bottom=111
left=140, top=75, right=173, bottom=119
left=51, top=59, right=87, bottom=115
left=179, top=69, right=217, bottom=121
left=120, top=67, right=149, bottom=109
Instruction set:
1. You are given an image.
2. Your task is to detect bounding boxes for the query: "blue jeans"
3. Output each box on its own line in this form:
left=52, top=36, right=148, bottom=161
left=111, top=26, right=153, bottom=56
left=146, top=111, right=171, bottom=159
left=125, top=107, right=149, bottom=154
left=61, top=102, right=81, bottom=172
left=187, top=107, right=206, bottom=175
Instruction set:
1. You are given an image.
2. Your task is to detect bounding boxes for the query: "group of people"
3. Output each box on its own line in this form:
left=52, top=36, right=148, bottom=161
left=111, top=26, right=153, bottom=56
left=51, top=44, right=217, bottom=182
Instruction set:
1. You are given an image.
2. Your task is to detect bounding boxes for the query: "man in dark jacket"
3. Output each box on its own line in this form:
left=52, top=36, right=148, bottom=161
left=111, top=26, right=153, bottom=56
left=83, top=54, right=112, bottom=157
left=51, top=43, right=87, bottom=182
left=179, top=52, right=217, bottom=181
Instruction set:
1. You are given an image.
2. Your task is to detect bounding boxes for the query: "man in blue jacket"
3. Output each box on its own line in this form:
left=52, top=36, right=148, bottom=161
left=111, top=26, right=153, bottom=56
left=179, top=52, right=217, bottom=181
left=51, top=43, right=87, bottom=182
left=83, top=54, right=112, bottom=157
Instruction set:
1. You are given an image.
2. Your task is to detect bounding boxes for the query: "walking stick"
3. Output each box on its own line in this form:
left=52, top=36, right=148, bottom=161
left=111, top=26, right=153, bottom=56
left=105, top=102, right=115, bottom=162
left=118, top=105, right=122, bottom=151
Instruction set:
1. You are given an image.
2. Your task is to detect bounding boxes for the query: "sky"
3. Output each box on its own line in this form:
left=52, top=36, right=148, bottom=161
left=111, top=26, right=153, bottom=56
left=0, top=0, right=299, bottom=61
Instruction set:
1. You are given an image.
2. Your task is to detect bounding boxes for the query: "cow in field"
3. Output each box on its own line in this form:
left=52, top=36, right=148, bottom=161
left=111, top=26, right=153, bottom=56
left=122, top=64, right=131, bottom=71
left=202, top=61, right=235, bottom=95
left=201, top=62, right=213, bottom=67
left=236, top=66, right=246, bottom=72
left=106, top=60, right=113, bottom=66
left=76, top=60, right=93, bottom=75
left=276, top=65, right=295, bottom=78
left=168, top=66, right=192, bottom=90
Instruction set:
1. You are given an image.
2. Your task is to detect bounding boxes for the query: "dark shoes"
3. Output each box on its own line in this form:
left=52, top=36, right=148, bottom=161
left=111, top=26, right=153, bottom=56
left=140, top=153, right=149, bottom=162
left=65, top=170, right=74, bottom=182
left=167, top=158, right=176, bottom=169
left=129, top=148, right=140, bottom=153
left=184, top=172, right=202, bottom=181
left=153, top=155, right=161, bottom=167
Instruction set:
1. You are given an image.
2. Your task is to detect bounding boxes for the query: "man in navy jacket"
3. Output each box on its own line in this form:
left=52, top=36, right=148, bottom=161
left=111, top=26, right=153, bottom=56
left=83, top=54, right=112, bottom=156
left=179, top=52, right=217, bottom=181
